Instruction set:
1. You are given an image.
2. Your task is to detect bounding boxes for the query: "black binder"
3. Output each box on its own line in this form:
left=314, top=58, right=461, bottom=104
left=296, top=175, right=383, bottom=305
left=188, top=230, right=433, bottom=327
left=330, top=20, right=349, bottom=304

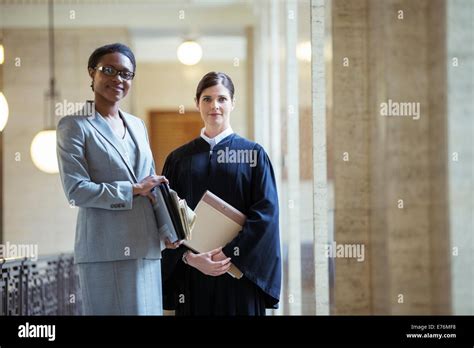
left=153, top=183, right=187, bottom=243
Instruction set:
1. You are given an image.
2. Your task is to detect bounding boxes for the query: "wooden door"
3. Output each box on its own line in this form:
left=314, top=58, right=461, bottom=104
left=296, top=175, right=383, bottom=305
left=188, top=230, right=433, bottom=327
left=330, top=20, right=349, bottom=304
left=149, top=110, right=203, bottom=174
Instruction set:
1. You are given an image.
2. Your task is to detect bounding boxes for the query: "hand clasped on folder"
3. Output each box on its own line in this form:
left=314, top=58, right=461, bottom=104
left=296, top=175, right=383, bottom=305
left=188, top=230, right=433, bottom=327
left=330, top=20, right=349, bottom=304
left=153, top=186, right=244, bottom=279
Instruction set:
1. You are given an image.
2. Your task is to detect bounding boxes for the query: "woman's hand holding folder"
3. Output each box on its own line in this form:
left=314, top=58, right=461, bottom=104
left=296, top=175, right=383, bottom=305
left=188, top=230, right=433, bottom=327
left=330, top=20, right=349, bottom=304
left=186, top=247, right=232, bottom=276
left=133, top=175, right=168, bottom=204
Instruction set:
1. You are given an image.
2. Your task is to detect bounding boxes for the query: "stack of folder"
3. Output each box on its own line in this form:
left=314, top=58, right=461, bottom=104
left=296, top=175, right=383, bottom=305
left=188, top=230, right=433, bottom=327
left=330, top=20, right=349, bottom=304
left=153, top=187, right=245, bottom=279
left=152, top=183, right=195, bottom=243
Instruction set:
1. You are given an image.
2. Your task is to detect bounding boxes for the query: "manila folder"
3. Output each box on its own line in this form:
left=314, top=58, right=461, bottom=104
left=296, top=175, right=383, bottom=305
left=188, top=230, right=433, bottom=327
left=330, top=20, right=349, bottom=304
left=185, top=191, right=246, bottom=279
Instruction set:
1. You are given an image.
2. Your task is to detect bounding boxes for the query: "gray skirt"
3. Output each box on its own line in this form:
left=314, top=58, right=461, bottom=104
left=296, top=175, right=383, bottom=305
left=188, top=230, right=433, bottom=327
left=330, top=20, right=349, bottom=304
left=77, top=259, right=163, bottom=315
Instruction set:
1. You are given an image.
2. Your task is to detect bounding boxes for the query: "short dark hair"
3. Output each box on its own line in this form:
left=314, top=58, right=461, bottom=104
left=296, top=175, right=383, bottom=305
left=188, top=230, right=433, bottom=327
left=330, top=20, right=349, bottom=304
left=195, top=72, right=235, bottom=103
left=87, top=43, right=136, bottom=72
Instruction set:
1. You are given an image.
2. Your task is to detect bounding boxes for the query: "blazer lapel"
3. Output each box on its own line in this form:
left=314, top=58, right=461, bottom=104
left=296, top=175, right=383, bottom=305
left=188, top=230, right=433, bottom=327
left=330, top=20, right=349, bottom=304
left=120, top=111, right=144, bottom=178
left=84, top=104, right=138, bottom=183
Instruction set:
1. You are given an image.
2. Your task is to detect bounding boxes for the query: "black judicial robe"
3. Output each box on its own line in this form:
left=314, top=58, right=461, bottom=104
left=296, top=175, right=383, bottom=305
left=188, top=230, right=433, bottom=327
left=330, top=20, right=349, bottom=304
left=161, top=133, right=281, bottom=315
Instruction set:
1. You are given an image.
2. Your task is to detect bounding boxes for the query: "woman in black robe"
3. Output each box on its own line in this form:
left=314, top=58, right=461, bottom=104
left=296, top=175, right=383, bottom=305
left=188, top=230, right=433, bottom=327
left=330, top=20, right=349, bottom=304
left=161, top=72, right=281, bottom=315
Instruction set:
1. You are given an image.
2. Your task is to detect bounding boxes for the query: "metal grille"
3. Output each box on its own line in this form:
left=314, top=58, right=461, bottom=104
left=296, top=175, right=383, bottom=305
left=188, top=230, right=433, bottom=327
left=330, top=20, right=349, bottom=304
left=0, top=254, right=82, bottom=316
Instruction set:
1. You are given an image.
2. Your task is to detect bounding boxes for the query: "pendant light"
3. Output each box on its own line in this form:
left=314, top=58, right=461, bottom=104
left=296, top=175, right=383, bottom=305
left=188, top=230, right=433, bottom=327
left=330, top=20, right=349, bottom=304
left=177, top=40, right=203, bottom=66
left=0, top=44, right=4, bottom=65
left=30, top=0, right=59, bottom=174
left=0, top=92, right=8, bottom=132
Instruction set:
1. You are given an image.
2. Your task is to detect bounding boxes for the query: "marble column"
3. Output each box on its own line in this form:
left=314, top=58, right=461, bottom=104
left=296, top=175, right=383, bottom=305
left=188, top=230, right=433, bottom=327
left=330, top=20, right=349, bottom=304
left=330, top=0, right=451, bottom=314
left=311, top=0, right=331, bottom=315
left=447, top=0, right=474, bottom=315
left=252, top=1, right=271, bottom=151
left=286, top=0, right=303, bottom=315
left=331, top=0, right=372, bottom=314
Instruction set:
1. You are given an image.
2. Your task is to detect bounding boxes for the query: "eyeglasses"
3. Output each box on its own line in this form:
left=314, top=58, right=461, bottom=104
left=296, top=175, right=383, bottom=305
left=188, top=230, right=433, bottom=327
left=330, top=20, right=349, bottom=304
left=95, top=66, right=135, bottom=80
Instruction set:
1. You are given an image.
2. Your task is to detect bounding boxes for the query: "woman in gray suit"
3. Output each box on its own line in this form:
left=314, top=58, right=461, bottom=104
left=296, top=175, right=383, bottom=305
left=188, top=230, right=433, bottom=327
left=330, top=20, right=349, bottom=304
left=57, top=43, right=179, bottom=315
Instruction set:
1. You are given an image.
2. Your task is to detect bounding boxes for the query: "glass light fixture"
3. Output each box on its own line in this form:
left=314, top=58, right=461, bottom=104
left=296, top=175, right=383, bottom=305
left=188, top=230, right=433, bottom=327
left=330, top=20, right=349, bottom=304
left=0, top=92, right=8, bottom=131
left=177, top=40, right=203, bottom=66
left=30, top=130, right=58, bottom=174
left=0, top=44, right=4, bottom=65
left=296, top=41, right=311, bottom=62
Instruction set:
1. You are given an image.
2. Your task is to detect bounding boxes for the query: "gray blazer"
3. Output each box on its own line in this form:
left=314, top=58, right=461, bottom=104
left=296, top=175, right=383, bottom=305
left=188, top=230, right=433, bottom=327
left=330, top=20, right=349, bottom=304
left=56, top=104, right=162, bottom=263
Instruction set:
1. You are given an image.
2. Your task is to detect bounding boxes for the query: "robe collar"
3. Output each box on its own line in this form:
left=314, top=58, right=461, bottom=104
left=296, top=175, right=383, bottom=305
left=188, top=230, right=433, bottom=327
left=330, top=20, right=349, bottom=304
left=200, top=126, right=234, bottom=150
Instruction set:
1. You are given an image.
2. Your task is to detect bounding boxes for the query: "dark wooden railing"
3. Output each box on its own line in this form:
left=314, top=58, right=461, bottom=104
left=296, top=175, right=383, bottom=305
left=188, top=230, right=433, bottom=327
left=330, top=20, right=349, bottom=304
left=0, top=254, right=82, bottom=315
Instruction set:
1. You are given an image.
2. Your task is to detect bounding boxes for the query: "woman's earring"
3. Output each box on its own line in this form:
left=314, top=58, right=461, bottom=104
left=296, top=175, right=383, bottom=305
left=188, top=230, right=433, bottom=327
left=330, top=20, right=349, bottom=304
left=90, top=81, right=94, bottom=92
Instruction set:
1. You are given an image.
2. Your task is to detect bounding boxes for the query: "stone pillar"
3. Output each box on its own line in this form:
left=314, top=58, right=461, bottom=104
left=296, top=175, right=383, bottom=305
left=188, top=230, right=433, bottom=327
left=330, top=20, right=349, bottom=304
left=447, top=0, right=474, bottom=315
left=270, top=0, right=282, bottom=187
left=331, top=0, right=372, bottom=314
left=252, top=1, right=271, bottom=150
left=331, top=0, right=451, bottom=314
left=311, top=0, right=331, bottom=315
left=245, top=26, right=255, bottom=141
left=269, top=0, right=284, bottom=315
left=285, top=0, right=302, bottom=315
